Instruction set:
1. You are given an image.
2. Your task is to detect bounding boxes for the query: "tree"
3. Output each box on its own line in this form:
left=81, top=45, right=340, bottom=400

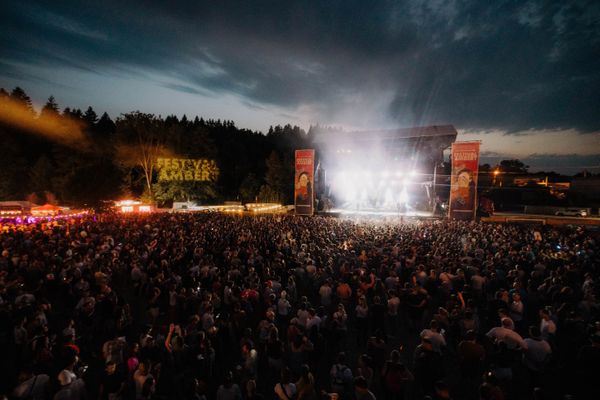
left=83, top=106, right=98, bottom=126
left=152, top=181, right=217, bottom=206
left=96, top=112, right=116, bottom=136
left=499, top=159, right=529, bottom=174
left=257, top=184, right=283, bottom=203
left=115, top=112, right=167, bottom=201
left=264, top=151, right=288, bottom=203
left=40, top=96, right=59, bottom=118
left=10, top=87, right=34, bottom=115
left=239, top=173, right=262, bottom=202
left=29, top=155, right=54, bottom=196
left=0, top=131, right=27, bottom=200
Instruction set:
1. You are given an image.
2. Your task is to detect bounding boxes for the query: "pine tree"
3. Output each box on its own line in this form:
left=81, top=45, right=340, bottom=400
left=264, top=151, right=287, bottom=203
left=10, top=87, right=34, bottom=115
left=29, top=155, right=54, bottom=195
left=40, top=96, right=59, bottom=118
left=84, top=106, right=98, bottom=125
left=96, top=112, right=116, bottom=136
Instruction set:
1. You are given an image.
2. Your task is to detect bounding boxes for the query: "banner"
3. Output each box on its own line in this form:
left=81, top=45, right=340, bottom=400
left=449, top=142, right=480, bottom=220
left=295, top=149, right=315, bottom=215
left=156, top=158, right=219, bottom=182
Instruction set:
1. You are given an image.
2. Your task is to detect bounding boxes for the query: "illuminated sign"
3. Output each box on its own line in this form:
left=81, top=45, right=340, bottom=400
left=156, top=158, right=219, bottom=182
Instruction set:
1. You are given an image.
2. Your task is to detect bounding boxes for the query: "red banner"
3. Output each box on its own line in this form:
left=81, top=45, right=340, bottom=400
left=449, top=142, right=480, bottom=220
left=295, top=149, right=315, bottom=215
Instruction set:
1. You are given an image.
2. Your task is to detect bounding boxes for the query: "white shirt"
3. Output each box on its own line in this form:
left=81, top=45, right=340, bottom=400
left=420, top=329, right=446, bottom=353
left=277, top=299, right=291, bottom=316
left=306, top=315, right=321, bottom=332
left=486, top=327, right=527, bottom=350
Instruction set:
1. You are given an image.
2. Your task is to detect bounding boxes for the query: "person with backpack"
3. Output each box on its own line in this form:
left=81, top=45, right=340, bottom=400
left=330, top=353, right=353, bottom=399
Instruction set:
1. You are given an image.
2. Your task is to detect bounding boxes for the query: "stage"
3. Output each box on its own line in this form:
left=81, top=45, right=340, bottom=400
left=320, top=207, right=438, bottom=219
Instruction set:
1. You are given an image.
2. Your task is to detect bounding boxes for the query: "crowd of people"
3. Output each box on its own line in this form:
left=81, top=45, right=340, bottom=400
left=0, top=213, right=598, bottom=400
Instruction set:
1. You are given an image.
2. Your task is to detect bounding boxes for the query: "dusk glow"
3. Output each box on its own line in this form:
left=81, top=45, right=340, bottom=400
left=0, top=3, right=599, bottom=400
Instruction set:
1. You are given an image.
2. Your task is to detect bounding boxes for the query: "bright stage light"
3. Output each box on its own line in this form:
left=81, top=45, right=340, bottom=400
left=410, top=170, right=417, bottom=177
left=402, top=179, right=410, bottom=186
left=384, top=188, right=394, bottom=205
left=399, top=187, right=409, bottom=204
left=360, top=189, right=368, bottom=201
left=395, top=171, right=403, bottom=178
left=381, top=171, right=390, bottom=178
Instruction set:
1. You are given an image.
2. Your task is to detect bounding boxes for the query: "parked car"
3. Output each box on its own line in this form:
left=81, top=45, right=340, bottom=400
left=555, top=208, right=588, bottom=217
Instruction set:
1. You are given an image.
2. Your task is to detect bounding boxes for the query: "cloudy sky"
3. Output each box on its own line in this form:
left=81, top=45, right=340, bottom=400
left=1, top=0, right=599, bottom=173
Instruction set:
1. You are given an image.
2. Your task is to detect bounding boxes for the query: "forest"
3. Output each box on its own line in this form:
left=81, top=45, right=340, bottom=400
left=0, top=87, right=313, bottom=207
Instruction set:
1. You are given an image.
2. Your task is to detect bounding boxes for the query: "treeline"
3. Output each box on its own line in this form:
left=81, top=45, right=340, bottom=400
left=0, top=87, right=313, bottom=206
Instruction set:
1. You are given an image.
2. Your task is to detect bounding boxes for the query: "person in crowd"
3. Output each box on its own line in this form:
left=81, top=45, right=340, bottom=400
left=381, top=350, right=413, bottom=400
left=217, top=371, right=241, bottom=400
left=354, top=376, right=376, bottom=400
left=274, top=367, right=297, bottom=400
left=330, top=352, right=353, bottom=399
left=295, top=364, right=317, bottom=400
left=0, top=213, right=597, bottom=400
left=486, top=318, right=528, bottom=350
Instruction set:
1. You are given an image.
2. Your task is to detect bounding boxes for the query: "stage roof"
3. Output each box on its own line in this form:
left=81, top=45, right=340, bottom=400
left=312, top=125, right=458, bottom=144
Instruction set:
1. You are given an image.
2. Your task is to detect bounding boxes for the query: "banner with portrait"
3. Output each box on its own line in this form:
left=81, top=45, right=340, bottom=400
left=449, top=142, right=480, bottom=220
left=295, top=149, right=315, bottom=215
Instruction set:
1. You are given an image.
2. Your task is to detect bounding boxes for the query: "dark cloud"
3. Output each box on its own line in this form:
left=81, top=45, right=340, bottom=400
left=1, top=0, right=598, bottom=131
left=161, top=83, right=209, bottom=96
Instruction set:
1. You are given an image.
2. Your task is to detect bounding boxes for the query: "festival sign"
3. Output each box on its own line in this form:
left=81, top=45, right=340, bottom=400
left=449, top=141, right=480, bottom=220
left=156, top=158, right=219, bottom=182
left=295, top=149, right=315, bottom=215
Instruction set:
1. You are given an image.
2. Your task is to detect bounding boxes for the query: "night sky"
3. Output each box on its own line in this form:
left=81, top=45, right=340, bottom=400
left=1, top=0, right=599, bottom=173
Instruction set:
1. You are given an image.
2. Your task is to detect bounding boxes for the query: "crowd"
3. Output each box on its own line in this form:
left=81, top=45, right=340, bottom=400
left=0, top=213, right=599, bottom=400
